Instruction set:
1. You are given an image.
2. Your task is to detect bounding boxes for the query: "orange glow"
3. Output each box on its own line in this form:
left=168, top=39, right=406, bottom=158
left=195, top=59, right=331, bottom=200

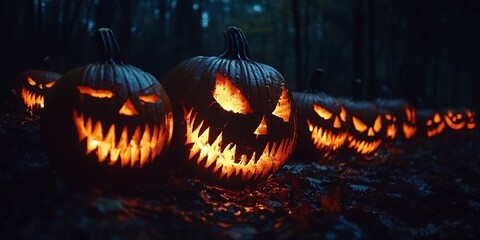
left=72, top=110, right=172, bottom=167
left=138, top=94, right=160, bottom=103
left=373, top=115, right=382, bottom=132
left=307, top=119, right=347, bottom=152
left=272, top=87, right=291, bottom=122
left=183, top=106, right=294, bottom=181
left=27, top=77, right=36, bottom=85
left=213, top=72, right=254, bottom=114
left=347, top=135, right=382, bottom=155
left=466, top=111, right=476, bottom=130
left=313, top=103, right=332, bottom=120
left=118, top=99, right=139, bottom=116
left=402, top=123, right=417, bottom=139
left=384, top=114, right=397, bottom=140
left=21, top=87, right=44, bottom=110
left=254, top=116, right=268, bottom=136
left=45, top=81, right=56, bottom=88
left=352, top=116, right=367, bottom=133
left=427, top=121, right=445, bottom=137
left=340, top=107, right=347, bottom=122
left=77, top=86, right=114, bottom=98
left=433, top=113, right=442, bottom=123
left=444, top=114, right=466, bottom=130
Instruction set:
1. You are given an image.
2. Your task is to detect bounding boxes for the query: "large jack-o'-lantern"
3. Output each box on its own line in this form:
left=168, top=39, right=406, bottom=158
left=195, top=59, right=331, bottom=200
left=13, top=57, right=61, bottom=116
left=340, top=99, right=384, bottom=155
left=293, top=92, right=347, bottom=159
left=162, top=26, right=297, bottom=187
left=417, top=109, right=446, bottom=138
left=375, top=99, right=416, bottom=140
left=42, top=28, right=173, bottom=183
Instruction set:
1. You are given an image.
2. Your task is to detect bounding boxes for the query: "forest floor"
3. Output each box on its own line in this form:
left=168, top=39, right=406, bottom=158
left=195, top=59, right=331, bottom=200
left=1, top=107, right=480, bottom=239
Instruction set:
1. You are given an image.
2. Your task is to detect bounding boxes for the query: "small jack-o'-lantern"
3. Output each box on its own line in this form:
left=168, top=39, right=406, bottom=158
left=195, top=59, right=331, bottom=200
left=162, top=26, right=297, bottom=187
left=293, top=92, right=347, bottom=158
left=375, top=99, right=416, bottom=139
left=340, top=99, right=384, bottom=155
left=417, top=109, right=445, bottom=138
left=443, top=108, right=470, bottom=131
left=14, top=58, right=61, bottom=115
left=465, top=109, right=476, bottom=130
left=379, top=110, right=397, bottom=140
left=42, top=28, right=173, bottom=183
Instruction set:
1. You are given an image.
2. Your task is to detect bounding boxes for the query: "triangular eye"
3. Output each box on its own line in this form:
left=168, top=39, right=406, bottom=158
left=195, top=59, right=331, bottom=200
left=77, top=86, right=113, bottom=98
left=373, top=115, right=382, bottom=132
left=272, top=87, right=291, bottom=122
left=139, top=94, right=160, bottom=103
left=27, top=77, right=36, bottom=86
left=352, top=116, right=367, bottom=133
left=433, top=113, right=441, bottom=123
left=212, top=72, right=254, bottom=115
left=340, top=106, right=347, bottom=122
left=313, top=103, right=332, bottom=120
left=45, top=81, right=56, bottom=88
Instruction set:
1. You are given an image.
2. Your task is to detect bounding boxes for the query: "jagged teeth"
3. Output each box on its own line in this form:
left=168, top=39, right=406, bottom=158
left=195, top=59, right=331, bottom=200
left=72, top=110, right=169, bottom=168
left=21, top=87, right=44, bottom=110
left=307, top=120, right=346, bottom=152
left=184, top=107, right=294, bottom=181
left=347, top=135, right=382, bottom=155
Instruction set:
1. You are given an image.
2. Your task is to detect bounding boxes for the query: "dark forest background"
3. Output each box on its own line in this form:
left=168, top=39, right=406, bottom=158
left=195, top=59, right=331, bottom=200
left=1, top=0, right=479, bottom=112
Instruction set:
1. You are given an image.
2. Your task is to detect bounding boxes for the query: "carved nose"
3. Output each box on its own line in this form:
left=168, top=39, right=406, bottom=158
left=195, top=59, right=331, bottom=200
left=118, top=98, right=139, bottom=116
left=333, top=116, right=341, bottom=129
left=367, top=128, right=375, bottom=136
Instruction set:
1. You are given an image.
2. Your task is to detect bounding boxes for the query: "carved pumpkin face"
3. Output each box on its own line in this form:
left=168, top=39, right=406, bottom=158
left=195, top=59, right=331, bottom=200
left=293, top=92, right=347, bottom=158
left=417, top=109, right=445, bottom=138
left=443, top=109, right=468, bottom=131
left=42, top=29, right=173, bottom=182
left=465, top=109, right=476, bottom=130
left=15, top=69, right=61, bottom=115
left=162, top=27, right=297, bottom=187
left=381, top=110, right=397, bottom=140
left=375, top=99, right=416, bottom=139
left=341, top=99, right=384, bottom=155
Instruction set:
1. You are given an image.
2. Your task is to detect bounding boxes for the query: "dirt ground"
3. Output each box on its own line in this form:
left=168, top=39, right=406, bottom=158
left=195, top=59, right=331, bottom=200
left=1, top=108, right=479, bottom=239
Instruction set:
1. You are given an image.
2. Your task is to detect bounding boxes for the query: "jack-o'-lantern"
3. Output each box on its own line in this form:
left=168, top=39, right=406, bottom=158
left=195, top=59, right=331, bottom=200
left=465, top=109, right=476, bottom=130
left=42, top=28, right=173, bottom=183
left=417, top=109, right=445, bottom=138
left=375, top=99, right=416, bottom=139
left=14, top=57, right=61, bottom=116
left=162, top=26, right=297, bottom=187
left=380, top=110, right=397, bottom=140
left=293, top=92, right=347, bottom=159
left=340, top=99, right=384, bottom=155
left=443, top=108, right=469, bottom=131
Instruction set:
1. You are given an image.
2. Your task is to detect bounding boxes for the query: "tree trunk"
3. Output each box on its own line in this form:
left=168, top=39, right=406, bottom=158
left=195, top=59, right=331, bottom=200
left=353, top=0, right=365, bottom=100
left=291, top=0, right=302, bottom=90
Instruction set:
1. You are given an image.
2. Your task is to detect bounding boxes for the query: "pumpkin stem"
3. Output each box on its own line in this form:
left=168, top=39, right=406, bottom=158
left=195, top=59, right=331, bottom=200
left=219, top=26, right=251, bottom=60
left=95, top=28, right=123, bottom=64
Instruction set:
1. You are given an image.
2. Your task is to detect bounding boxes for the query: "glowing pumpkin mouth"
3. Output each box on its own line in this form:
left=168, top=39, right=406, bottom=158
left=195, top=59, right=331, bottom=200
left=72, top=109, right=170, bottom=167
left=21, top=87, right=44, bottom=110
left=306, top=119, right=346, bottom=151
left=427, top=121, right=445, bottom=137
left=347, top=136, right=382, bottom=155
left=184, top=107, right=294, bottom=180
